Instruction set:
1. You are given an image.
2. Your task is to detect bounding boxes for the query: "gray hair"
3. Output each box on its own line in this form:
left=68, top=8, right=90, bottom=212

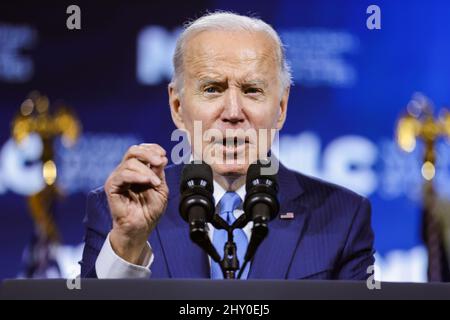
left=172, top=11, right=292, bottom=92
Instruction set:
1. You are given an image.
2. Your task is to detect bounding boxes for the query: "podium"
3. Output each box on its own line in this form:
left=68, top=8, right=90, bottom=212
left=1, top=279, right=450, bottom=300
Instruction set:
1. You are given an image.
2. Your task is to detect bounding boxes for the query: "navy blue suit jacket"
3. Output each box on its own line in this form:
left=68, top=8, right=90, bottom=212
left=80, top=163, right=375, bottom=280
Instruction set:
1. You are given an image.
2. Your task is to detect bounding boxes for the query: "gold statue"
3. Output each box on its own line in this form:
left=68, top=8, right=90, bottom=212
left=11, top=91, right=81, bottom=277
left=396, top=93, right=450, bottom=281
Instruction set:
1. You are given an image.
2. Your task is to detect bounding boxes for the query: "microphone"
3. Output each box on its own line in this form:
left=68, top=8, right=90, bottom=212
left=179, top=161, right=220, bottom=262
left=239, top=160, right=279, bottom=277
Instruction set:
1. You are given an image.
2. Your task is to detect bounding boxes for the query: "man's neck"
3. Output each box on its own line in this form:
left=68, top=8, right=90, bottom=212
left=213, top=173, right=246, bottom=192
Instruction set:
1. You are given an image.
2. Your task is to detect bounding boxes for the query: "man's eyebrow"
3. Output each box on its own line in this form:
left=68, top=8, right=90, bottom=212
left=195, top=77, right=268, bottom=88
left=196, top=77, right=227, bottom=87
left=239, top=79, right=268, bottom=87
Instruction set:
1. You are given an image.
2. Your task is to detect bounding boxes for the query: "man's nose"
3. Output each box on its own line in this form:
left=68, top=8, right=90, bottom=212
left=221, top=87, right=245, bottom=124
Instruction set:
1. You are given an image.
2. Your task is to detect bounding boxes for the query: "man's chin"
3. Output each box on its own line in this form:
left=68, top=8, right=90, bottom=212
left=210, top=162, right=249, bottom=177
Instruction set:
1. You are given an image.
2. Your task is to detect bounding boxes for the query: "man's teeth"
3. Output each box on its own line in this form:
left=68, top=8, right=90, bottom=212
left=222, top=138, right=246, bottom=146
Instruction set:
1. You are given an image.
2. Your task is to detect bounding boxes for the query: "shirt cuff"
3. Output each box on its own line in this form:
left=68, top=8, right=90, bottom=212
left=95, top=232, right=154, bottom=279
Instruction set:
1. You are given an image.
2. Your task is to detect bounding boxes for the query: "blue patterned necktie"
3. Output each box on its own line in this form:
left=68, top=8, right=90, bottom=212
left=210, top=191, right=250, bottom=279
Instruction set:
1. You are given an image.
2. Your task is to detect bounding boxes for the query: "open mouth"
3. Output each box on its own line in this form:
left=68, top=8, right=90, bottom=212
left=222, top=136, right=249, bottom=147
left=211, top=136, right=250, bottom=154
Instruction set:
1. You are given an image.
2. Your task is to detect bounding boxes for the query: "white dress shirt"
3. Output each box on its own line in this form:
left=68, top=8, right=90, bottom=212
left=95, top=181, right=252, bottom=279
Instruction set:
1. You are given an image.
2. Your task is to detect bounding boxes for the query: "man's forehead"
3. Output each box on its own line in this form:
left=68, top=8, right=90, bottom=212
left=183, top=30, right=279, bottom=75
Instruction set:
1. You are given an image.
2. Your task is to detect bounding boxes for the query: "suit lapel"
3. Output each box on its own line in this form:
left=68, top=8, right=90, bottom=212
left=155, top=165, right=210, bottom=279
left=249, top=164, right=309, bottom=279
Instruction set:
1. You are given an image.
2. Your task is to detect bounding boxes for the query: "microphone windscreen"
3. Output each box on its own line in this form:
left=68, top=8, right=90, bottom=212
left=180, top=161, right=214, bottom=193
left=246, top=160, right=278, bottom=192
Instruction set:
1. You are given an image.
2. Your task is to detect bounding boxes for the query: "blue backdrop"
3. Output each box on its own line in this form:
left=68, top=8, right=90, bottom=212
left=1, top=0, right=450, bottom=281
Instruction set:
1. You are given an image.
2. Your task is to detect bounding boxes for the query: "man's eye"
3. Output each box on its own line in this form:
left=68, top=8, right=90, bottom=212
left=244, top=87, right=261, bottom=94
left=204, top=87, right=219, bottom=94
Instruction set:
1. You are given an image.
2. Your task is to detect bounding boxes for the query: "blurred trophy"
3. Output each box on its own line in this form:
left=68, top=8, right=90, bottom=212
left=11, top=91, right=81, bottom=278
left=396, top=93, right=450, bottom=282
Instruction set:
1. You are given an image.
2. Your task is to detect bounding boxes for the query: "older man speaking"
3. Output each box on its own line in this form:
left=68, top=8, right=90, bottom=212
left=80, top=12, right=375, bottom=280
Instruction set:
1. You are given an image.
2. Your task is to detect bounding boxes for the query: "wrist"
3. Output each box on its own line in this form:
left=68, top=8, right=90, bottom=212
left=109, top=228, right=149, bottom=265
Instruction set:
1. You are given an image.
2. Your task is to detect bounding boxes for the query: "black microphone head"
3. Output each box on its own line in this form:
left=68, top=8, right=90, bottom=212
left=244, top=160, right=279, bottom=222
left=246, top=160, right=278, bottom=193
left=180, top=161, right=214, bottom=194
left=179, top=161, right=215, bottom=223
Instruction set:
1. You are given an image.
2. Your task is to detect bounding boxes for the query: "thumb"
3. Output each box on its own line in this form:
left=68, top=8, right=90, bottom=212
left=151, top=156, right=168, bottom=181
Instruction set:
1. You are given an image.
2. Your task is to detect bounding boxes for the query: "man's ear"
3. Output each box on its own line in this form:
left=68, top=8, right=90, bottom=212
left=276, top=86, right=290, bottom=130
left=168, top=82, right=185, bottom=130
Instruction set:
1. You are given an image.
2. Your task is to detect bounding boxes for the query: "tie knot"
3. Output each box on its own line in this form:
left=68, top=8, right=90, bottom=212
left=218, top=192, right=242, bottom=222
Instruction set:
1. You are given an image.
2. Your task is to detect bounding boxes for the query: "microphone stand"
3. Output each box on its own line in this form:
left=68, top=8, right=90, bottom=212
left=189, top=219, right=221, bottom=264
left=221, top=231, right=239, bottom=279
left=236, top=215, right=269, bottom=280
left=212, top=214, right=241, bottom=279
left=198, top=212, right=268, bottom=280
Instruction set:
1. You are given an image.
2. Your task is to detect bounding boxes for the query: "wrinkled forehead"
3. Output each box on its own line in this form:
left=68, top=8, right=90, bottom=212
left=183, top=30, right=281, bottom=82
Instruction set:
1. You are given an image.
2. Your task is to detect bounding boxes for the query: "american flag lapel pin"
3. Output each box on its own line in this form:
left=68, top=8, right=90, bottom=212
left=280, top=212, right=295, bottom=220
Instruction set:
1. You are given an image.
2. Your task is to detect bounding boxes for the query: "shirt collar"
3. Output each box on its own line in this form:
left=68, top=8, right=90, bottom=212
left=213, top=180, right=246, bottom=207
